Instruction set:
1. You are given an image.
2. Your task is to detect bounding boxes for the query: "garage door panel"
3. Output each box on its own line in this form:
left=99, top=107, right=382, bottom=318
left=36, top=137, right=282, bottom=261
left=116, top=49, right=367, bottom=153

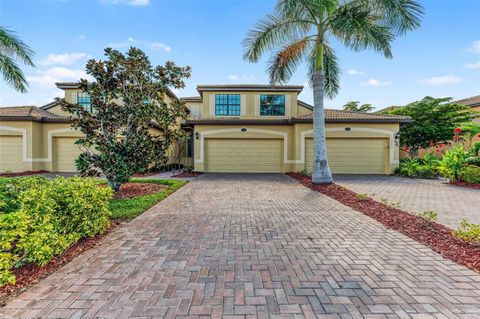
left=305, top=138, right=386, bottom=174
left=0, top=136, right=23, bottom=171
left=55, top=137, right=82, bottom=172
left=206, top=139, right=283, bottom=173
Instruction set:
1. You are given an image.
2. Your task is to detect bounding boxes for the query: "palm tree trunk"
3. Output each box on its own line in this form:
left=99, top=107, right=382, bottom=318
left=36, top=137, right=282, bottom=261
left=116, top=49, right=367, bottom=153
left=311, top=68, right=333, bottom=184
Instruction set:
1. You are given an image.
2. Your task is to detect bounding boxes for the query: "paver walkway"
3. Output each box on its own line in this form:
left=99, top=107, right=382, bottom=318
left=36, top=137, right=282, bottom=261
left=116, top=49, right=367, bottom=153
left=335, top=174, right=480, bottom=229
left=2, top=174, right=480, bottom=318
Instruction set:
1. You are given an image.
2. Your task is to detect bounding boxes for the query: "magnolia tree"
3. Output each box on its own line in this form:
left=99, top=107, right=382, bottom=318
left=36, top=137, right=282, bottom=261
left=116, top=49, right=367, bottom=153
left=58, top=47, right=191, bottom=191
left=384, top=96, right=476, bottom=155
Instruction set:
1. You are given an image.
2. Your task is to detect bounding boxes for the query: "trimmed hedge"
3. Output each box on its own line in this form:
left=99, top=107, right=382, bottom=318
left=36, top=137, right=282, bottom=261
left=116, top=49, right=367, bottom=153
left=0, top=176, right=112, bottom=286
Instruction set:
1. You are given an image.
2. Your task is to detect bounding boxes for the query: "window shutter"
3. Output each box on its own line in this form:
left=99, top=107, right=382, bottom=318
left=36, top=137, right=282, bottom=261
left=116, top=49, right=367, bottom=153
left=209, top=94, right=215, bottom=116
left=240, top=94, right=246, bottom=116
left=285, top=95, right=291, bottom=116
left=254, top=95, right=260, bottom=116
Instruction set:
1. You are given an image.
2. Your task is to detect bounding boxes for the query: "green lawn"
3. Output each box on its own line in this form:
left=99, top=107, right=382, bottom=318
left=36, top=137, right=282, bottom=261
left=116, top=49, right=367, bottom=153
left=109, top=178, right=187, bottom=220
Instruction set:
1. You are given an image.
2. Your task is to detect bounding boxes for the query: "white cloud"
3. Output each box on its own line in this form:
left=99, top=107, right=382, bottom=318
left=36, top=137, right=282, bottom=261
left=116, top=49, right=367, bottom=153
left=27, top=67, right=90, bottom=87
left=422, top=75, right=462, bottom=85
left=40, top=53, right=88, bottom=66
left=228, top=74, right=255, bottom=81
left=347, top=69, right=365, bottom=75
left=151, top=42, right=171, bottom=52
left=465, top=61, right=480, bottom=69
left=360, top=78, right=392, bottom=87
left=101, top=0, right=149, bottom=6
left=467, top=40, right=480, bottom=53
left=78, top=34, right=86, bottom=40
left=108, top=37, right=171, bottom=52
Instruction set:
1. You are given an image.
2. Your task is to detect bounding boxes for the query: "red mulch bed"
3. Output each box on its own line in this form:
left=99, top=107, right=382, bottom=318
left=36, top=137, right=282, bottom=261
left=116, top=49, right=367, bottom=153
left=99, top=182, right=166, bottom=199
left=172, top=172, right=203, bottom=178
left=132, top=171, right=157, bottom=177
left=287, top=173, right=480, bottom=273
left=450, top=181, right=480, bottom=190
left=0, top=170, right=49, bottom=178
left=0, top=221, right=120, bottom=306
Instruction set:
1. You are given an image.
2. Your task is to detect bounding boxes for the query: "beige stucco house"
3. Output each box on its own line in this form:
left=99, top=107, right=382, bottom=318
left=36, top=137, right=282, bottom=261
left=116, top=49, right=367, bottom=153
left=0, top=83, right=411, bottom=174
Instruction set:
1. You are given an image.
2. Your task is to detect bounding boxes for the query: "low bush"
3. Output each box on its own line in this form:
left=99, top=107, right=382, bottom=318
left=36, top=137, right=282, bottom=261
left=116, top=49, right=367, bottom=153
left=458, top=165, right=480, bottom=184
left=0, top=176, right=112, bottom=286
left=466, top=156, right=480, bottom=167
left=416, top=210, right=438, bottom=228
left=398, top=158, right=436, bottom=179
left=454, top=219, right=480, bottom=245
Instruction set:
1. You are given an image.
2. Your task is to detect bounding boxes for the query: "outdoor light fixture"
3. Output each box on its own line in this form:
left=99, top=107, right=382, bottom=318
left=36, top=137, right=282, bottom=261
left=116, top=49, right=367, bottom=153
left=241, top=128, right=247, bottom=132
left=195, top=131, right=199, bottom=140
left=345, top=127, right=351, bottom=131
left=395, top=131, right=400, bottom=140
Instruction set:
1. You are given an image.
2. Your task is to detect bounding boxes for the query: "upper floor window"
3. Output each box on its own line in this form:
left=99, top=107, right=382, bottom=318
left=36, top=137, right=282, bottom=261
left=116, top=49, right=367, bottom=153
left=77, top=92, right=92, bottom=112
left=215, top=94, right=240, bottom=116
left=260, top=94, right=285, bottom=116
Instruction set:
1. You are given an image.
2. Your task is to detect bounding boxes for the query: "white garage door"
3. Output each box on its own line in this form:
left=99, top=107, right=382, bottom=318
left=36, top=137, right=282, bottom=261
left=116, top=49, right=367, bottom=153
left=205, top=139, right=283, bottom=173
left=54, top=137, right=82, bottom=172
left=0, top=136, right=23, bottom=171
left=306, top=138, right=387, bottom=174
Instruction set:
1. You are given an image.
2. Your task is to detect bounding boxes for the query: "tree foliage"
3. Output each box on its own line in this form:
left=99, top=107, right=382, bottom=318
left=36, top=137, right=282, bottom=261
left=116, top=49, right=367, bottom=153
left=384, top=97, right=477, bottom=153
left=342, top=101, right=374, bottom=112
left=0, top=26, right=35, bottom=93
left=57, top=47, right=191, bottom=191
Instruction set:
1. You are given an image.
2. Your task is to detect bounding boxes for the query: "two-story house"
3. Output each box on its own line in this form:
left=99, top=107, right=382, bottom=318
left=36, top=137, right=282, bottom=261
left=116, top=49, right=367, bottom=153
left=0, top=83, right=411, bottom=174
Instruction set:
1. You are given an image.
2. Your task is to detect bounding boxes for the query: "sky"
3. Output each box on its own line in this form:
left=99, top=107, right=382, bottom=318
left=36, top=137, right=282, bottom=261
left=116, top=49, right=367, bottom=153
left=0, top=0, right=479, bottom=111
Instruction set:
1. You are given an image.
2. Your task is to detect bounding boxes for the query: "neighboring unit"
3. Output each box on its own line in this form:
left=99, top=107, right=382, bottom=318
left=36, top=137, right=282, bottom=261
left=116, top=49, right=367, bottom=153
left=0, top=83, right=411, bottom=174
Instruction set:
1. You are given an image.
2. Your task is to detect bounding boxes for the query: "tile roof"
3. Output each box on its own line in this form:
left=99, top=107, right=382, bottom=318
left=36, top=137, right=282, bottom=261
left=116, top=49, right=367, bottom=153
left=186, top=109, right=412, bottom=125
left=0, top=106, right=70, bottom=122
left=181, top=96, right=202, bottom=102
left=196, top=84, right=304, bottom=95
left=298, top=100, right=313, bottom=110
left=292, top=109, right=412, bottom=123
left=453, top=95, right=480, bottom=107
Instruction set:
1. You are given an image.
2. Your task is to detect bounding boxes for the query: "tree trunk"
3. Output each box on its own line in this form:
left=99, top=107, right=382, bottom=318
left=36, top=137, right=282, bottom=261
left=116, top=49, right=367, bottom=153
left=106, top=175, right=121, bottom=192
left=311, top=69, right=333, bottom=184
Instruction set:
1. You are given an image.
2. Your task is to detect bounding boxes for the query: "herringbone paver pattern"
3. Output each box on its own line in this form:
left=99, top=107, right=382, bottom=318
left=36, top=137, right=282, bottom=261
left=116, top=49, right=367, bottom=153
left=335, top=174, right=480, bottom=229
left=2, top=174, right=480, bottom=318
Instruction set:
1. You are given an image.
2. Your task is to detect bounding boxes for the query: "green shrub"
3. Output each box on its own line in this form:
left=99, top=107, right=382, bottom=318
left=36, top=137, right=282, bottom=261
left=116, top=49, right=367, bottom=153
left=356, top=193, right=369, bottom=200
left=398, top=158, right=436, bottom=179
left=416, top=210, right=438, bottom=228
left=470, top=142, right=480, bottom=157
left=437, top=145, right=469, bottom=182
left=0, top=177, right=112, bottom=286
left=466, top=157, right=480, bottom=167
left=458, top=165, right=480, bottom=184
left=454, top=219, right=480, bottom=245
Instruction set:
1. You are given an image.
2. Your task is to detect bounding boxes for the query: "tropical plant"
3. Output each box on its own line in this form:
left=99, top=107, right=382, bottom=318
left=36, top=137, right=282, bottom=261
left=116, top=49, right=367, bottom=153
left=243, top=0, right=423, bottom=184
left=342, top=101, right=374, bottom=112
left=0, top=26, right=35, bottom=93
left=384, top=97, right=476, bottom=155
left=57, top=47, right=191, bottom=191
left=398, top=157, right=436, bottom=179
left=458, top=166, right=480, bottom=184
left=437, top=145, right=469, bottom=183
left=454, top=219, right=480, bottom=246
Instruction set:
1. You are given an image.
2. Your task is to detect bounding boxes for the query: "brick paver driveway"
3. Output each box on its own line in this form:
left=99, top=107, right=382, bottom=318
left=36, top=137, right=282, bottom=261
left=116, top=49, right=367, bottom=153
left=2, top=174, right=480, bottom=318
left=335, top=175, right=480, bottom=229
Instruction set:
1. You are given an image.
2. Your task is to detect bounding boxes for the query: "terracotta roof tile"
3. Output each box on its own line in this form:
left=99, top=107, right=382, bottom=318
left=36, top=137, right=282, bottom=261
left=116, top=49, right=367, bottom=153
left=453, top=95, right=480, bottom=107
left=0, top=106, right=70, bottom=122
left=292, top=109, right=411, bottom=123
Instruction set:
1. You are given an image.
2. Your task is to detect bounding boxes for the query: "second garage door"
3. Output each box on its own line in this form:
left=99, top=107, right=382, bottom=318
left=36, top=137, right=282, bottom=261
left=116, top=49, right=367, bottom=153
left=305, top=138, right=387, bottom=174
left=0, top=136, right=23, bottom=171
left=54, top=137, right=82, bottom=172
left=205, top=138, right=283, bottom=173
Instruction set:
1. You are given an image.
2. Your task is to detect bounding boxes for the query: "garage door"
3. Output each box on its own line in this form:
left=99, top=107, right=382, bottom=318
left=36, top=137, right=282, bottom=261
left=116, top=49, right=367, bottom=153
left=205, top=139, right=283, bottom=173
left=54, top=137, right=82, bottom=172
left=305, top=138, right=386, bottom=174
left=0, top=136, right=23, bottom=171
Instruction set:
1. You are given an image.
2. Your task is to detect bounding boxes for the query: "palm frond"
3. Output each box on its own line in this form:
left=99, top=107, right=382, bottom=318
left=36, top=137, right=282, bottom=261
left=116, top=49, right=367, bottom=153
left=0, top=54, right=29, bottom=93
left=308, top=43, right=340, bottom=99
left=368, top=0, right=424, bottom=35
left=0, top=27, right=35, bottom=66
left=268, top=37, right=310, bottom=84
left=329, top=2, right=394, bottom=58
left=243, top=8, right=315, bottom=63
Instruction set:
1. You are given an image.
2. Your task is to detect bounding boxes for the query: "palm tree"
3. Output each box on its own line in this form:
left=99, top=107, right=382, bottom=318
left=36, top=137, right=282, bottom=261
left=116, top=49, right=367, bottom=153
left=0, top=27, right=35, bottom=93
left=243, top=0, right=423, bottom=184
left=343, top=101, right=374, bottom=112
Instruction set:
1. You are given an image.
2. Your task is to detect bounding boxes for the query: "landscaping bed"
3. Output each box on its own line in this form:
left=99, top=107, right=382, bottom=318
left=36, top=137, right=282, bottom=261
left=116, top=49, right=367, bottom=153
left=450, top=181, right=480, bottom=190
left=172, top=172, right=202, bottom=178
left=0, top=170, right=49, bottom=177
left=288, top=173, right=480, bottom=272
left=0, top=177, right=186, bottom=304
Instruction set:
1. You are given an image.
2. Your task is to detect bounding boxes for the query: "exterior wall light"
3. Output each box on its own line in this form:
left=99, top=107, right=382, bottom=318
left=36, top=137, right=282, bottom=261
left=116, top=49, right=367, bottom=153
left=345, top=127, right=351, bottom=131
left=241, top=128, right=247, bottom=132
left=195, top=131, right=199, bottom=140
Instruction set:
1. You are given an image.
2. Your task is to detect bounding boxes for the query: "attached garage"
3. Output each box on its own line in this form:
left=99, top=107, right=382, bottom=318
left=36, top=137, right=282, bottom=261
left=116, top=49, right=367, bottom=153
left=54, top=137, right=82, bottom=172
left=0, top=136, right=23, bottom=171
left=205, top=138, right=283, bottom=173
left=305, top=138, right=387, bottom=174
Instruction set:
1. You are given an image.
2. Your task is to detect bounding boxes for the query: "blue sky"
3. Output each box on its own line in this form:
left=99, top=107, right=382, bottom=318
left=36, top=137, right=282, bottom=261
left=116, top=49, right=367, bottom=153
left=0, top=0, right=479, bottom=110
